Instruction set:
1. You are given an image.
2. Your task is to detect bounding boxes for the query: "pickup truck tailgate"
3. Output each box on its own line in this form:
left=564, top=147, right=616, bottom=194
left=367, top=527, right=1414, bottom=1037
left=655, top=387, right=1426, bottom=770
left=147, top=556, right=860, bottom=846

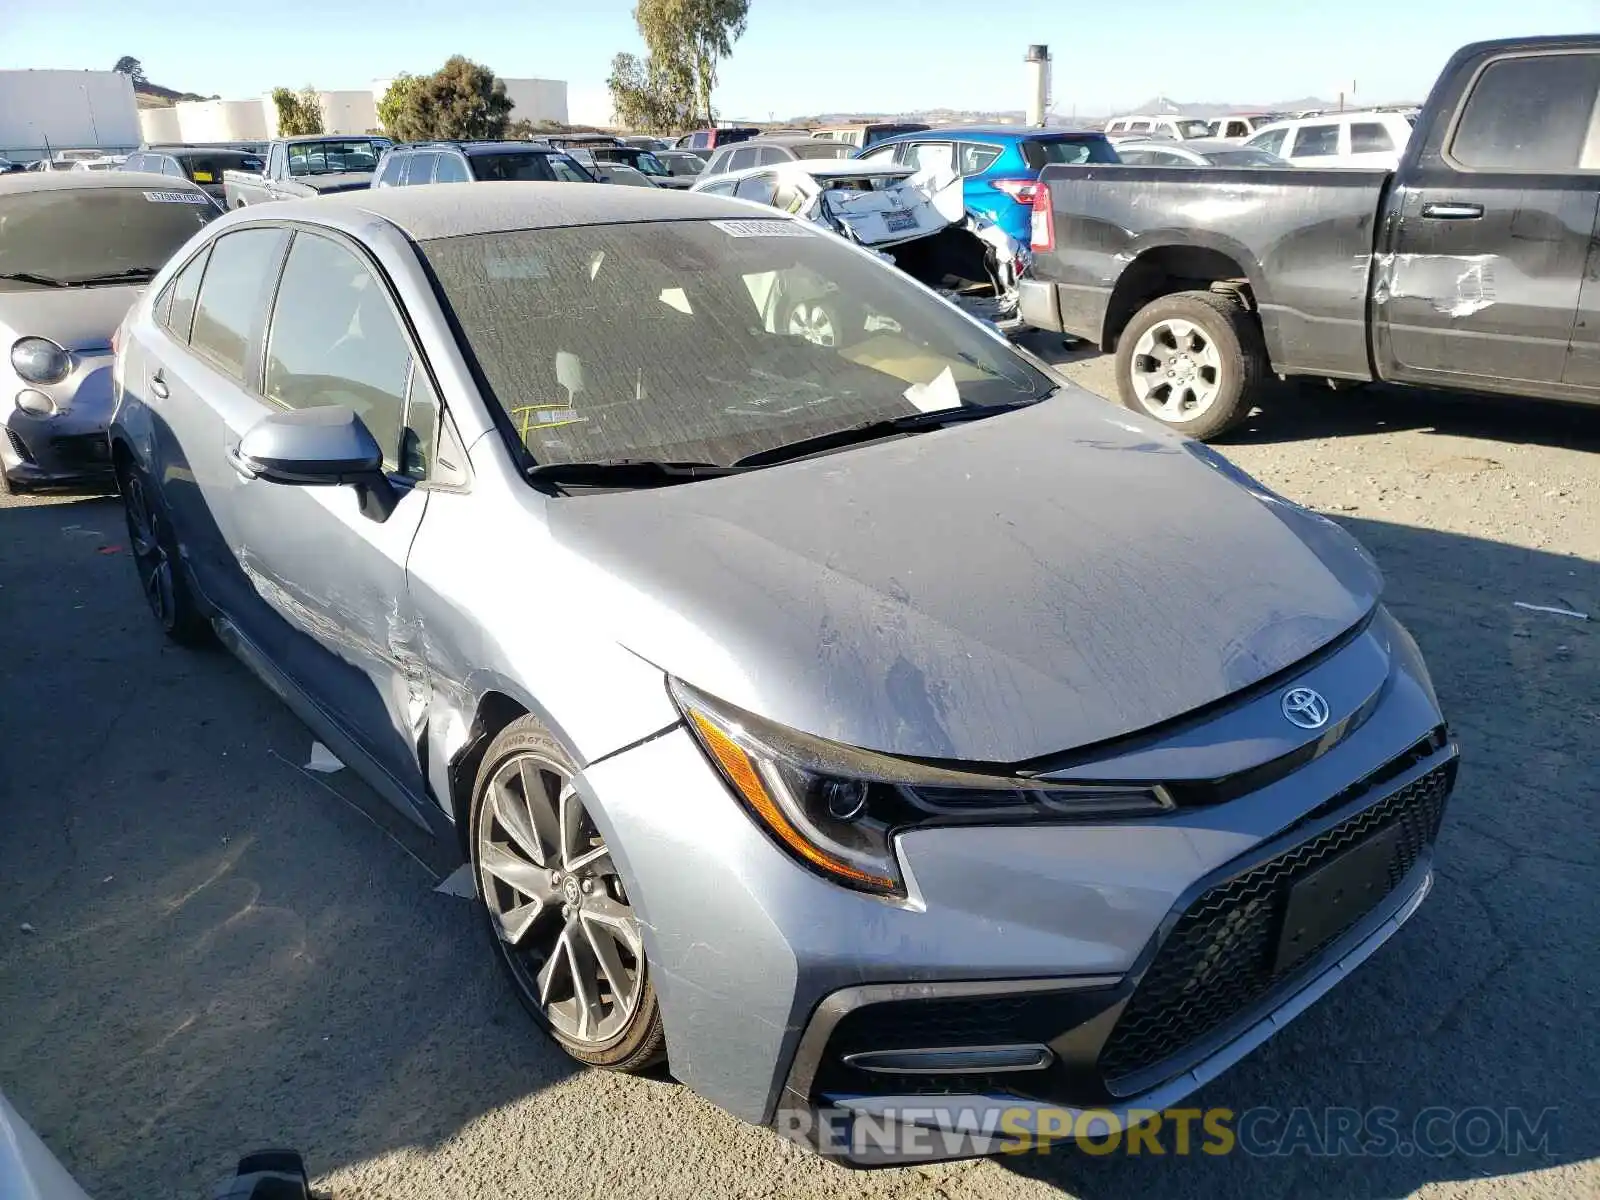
left=1031, top=165, right=1391, bottom=380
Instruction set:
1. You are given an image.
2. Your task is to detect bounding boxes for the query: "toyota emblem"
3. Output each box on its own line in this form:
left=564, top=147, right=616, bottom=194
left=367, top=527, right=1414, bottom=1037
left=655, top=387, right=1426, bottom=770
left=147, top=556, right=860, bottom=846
left=1282, top=687, right=1331, bottom=730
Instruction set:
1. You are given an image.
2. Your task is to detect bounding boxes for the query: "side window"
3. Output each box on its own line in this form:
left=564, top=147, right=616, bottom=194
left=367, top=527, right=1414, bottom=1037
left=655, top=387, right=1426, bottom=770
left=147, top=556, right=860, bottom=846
left=433, top=153, right=470, bottom=183
left=908, top=142, right=956, bottom=174
left=858, top=143, right=901, bottom=165
left=287, top=143, right=311, bottom=176
left=1350, top=123, right=1394, bottom=154
left=734, top=172, right=777, bottom=206
left=158, top=245, right=211, bottom=341
left=374, top=153, right=405, bottom=187
left=268, top=144, right=286, bottom=178
left=705, top=149, right=731, bottom=174
left=189, top=228, right=289, bottom=380
left=1450, top=52, right=1600, bottom=171
left=1226, top=121, right=1249, bottom=139
left=162, top=157, right=185, bottom=177
left=727, top=147, right=759, bottom=171
left=124, top=153, right=146, bottom=171
left=771, top=180, right=806, bottom=212
left=1128, top=121, right=1151, bottom=133
left=401, top=364, right=439, bottom=479
left=1291, top=124, right=1340, bottom=158
left=700, top=179, right=737, bottom=196
left=755, top=146, right=787, bottom=166
left=1118, top=150, right=1153, bottom=165
left=1248, top=128, right=1287, bottom=156
left=958, top=142, right=1002, bottom=175
left=263, top=231, right=412, bottom=469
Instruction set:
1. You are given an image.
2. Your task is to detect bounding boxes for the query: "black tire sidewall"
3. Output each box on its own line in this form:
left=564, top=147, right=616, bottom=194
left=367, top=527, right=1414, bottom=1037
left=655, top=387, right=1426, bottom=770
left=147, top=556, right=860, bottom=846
left=118, top=460, right=211, bottom=645
left=1115, top=292, right=1261, bottom=441
left=468, top=716, right=665, bottom=1071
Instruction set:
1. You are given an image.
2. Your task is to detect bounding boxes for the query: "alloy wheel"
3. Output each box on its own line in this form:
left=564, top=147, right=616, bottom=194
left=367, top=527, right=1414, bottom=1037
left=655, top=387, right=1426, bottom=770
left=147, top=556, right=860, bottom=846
left=786, top=301, right=838, bottom=348
left=477, top=753, right=645, bottom=1047
left=123, top=473, right=176, bottom=628
left=1130, top=318, right=1223, bottom=422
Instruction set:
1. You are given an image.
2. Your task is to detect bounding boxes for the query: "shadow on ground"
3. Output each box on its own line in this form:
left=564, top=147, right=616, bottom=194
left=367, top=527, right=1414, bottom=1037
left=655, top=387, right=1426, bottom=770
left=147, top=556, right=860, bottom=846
left=0, top=474, right=1594, bottom=1198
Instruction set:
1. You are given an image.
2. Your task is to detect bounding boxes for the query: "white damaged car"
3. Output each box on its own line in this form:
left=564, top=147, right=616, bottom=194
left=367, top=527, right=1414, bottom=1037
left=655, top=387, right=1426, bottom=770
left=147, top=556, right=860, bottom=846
left=691, top=160, right=1026, bottom=331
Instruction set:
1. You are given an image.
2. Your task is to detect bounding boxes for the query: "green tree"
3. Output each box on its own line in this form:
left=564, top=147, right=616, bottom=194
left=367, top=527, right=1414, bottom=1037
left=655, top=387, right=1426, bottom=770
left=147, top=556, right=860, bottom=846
left=376, top=73, right=422, bottom=139
left=381, top=57, right=513, bottom=142
left=633, top=0, right=750, bottom=128
left=271, top=86, right=325, bottom=136
left=113, top=56, right=147, bottom=84
left=606, top=51, right=696, bottom=134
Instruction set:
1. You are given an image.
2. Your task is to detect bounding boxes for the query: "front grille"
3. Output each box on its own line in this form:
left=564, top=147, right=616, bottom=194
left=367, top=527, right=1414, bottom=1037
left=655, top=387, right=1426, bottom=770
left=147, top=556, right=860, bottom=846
left=5, top=427, right=33, bottom=464
left=1100, top=761, right=1451, bottom=1083
left=49, top=433, right=111, bottom=468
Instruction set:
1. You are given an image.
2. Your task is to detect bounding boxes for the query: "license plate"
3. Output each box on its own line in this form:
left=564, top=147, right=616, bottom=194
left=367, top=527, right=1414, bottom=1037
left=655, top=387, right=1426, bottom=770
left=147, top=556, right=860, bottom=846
left=1274, top=823, right=1402, bottom=972
left=884, top=209, right=918, bottom=232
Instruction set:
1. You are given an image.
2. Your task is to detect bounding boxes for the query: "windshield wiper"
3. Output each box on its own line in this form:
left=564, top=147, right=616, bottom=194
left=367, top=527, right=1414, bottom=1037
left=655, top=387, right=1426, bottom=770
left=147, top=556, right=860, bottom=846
left=60, top=267, right=160, bottom=286
left=0, top=271, right=69, bottom=288
left=526, top=458, right=745, bottom=491
left=733, top=404, right=1024, bottom=469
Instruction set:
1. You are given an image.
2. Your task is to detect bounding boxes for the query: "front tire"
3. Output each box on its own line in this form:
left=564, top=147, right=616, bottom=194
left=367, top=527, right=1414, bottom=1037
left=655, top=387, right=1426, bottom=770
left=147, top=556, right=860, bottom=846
left=470, top=716, right=666, bottom=1071
left=118, top=460, right=211, bottom=646
left=1114, top=290, right=1267, bottom=441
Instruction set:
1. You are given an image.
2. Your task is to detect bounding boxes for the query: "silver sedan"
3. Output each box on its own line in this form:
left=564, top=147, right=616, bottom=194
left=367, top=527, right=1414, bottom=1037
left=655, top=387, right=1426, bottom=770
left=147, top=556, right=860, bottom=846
left=110, top=182, right=1456, bottom=1163
left=0, top=170, right=218, bottom=493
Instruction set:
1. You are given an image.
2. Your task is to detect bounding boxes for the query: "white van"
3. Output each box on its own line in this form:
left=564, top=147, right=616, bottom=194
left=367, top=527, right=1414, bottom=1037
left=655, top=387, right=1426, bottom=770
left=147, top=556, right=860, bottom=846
left=1243, top=111, right=1415, bottom=169
left=1102, top=114, right=1214, bottom=142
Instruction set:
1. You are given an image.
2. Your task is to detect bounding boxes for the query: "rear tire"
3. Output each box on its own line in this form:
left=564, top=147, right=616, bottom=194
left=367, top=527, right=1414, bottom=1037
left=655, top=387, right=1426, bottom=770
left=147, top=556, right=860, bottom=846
left=1114, top=290, right=1267, bottom=441
left=470, top=716, right=666, bottom=1073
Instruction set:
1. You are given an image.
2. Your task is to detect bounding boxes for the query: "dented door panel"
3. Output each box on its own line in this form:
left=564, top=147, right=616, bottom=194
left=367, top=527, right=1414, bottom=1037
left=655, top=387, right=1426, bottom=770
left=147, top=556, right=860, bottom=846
left=1374, top=176, right=1596, bottom=388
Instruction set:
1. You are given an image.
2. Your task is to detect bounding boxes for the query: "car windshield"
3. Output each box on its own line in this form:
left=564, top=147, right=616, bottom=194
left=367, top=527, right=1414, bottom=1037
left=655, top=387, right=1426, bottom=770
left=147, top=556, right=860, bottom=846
left=1020, top=137, right=1120, bottom=167
left=287, top=140, right=380, bottom=175
left=422, top=219, right=1053, bottom=469
left=631, top=152, right=670, bottom=176
left=0, top=187, right=217, bottom=289
left=473, top=152, right=592, bottom=183
left=1204, top=148, right=1285, bottom=167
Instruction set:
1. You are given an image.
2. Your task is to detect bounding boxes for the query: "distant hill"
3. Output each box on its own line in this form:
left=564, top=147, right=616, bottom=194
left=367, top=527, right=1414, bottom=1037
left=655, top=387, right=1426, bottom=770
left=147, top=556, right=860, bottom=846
left=131, top=78, right=215, bottom=108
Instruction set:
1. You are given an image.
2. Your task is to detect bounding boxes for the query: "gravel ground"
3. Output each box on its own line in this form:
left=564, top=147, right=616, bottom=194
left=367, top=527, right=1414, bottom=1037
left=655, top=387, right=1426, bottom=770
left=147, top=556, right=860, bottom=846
left=1, top=354, right=1595, bottom=1200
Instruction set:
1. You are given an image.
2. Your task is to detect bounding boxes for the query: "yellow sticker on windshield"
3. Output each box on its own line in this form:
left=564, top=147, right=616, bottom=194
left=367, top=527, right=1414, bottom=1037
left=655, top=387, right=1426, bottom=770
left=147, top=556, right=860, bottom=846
left=192, top=170, right=214, bottom=182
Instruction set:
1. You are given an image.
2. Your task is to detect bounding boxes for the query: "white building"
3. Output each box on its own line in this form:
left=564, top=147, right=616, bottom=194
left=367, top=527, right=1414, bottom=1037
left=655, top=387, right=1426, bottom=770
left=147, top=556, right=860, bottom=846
left=311, top=90, right=379, bottom=136
left=0, top=70, right=140, bottom=160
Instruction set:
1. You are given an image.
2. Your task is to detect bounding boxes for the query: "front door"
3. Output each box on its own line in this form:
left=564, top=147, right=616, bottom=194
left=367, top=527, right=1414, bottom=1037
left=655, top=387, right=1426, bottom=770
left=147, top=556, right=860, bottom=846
left=212, top=227, right=439, bottom=814
left=1375, top=49, right=1600, bottom=392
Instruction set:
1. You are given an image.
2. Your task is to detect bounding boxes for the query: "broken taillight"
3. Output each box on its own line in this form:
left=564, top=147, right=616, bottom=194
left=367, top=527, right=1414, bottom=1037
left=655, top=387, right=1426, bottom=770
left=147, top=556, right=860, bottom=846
left=1030, top=182, right=1055, bottom=252
left=990, top=178, right=1039, bottom=204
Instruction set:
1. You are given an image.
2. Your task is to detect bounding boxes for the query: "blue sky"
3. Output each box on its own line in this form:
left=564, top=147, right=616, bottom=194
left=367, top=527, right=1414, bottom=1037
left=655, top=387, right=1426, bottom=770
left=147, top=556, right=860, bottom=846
left=3, top=0, right=1595, bottom=123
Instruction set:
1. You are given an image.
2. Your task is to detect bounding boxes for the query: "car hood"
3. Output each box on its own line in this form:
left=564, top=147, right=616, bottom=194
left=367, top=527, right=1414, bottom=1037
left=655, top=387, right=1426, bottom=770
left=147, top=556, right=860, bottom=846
left=0, top=285, right=143, bottom=351
left=548, top=392, right=1381, bottom=763
left=299, top=173, right=373, bottom=194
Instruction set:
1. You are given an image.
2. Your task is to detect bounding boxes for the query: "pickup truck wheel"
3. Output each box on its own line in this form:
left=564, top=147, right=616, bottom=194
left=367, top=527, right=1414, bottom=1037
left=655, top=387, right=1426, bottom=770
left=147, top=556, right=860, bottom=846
left=1116, top=291, right=1265, bottom=440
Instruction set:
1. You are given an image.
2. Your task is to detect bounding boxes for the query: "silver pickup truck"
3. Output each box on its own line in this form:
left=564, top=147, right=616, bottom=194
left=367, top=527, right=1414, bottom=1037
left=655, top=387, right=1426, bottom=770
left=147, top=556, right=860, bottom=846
left=221, top=135, right=390, bottom=208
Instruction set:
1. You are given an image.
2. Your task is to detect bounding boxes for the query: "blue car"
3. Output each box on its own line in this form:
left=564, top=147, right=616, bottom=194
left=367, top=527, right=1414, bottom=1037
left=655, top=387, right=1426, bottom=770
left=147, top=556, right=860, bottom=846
left=855, top=126, right=1119, bottom=246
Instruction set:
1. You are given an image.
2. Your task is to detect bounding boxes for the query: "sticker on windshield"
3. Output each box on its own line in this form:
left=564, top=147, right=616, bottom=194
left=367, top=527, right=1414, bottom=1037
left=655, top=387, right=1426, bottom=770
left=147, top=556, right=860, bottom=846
left=710, top=219, right=814, bottom=238
left=143, top=190, right=211, bottom=204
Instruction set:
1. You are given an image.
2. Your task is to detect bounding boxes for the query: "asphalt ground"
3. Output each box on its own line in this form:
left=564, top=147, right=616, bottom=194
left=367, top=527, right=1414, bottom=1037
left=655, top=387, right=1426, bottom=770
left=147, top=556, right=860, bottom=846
left=1, top=355, right=1595, bottom=1198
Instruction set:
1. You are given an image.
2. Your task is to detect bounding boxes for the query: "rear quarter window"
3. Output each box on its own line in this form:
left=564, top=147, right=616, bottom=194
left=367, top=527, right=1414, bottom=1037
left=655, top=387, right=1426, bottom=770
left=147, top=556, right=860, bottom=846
left=1449, top=52, right=1600, bottom=171
left=1020, top=137, right=1119, bottom=168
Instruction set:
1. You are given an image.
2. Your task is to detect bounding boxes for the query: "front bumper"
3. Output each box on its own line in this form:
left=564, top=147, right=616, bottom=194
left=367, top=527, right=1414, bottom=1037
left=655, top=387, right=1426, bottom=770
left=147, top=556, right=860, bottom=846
left=575, top=606, right=1454, bottom=1152
left=1, top=353, right=117, bottom=487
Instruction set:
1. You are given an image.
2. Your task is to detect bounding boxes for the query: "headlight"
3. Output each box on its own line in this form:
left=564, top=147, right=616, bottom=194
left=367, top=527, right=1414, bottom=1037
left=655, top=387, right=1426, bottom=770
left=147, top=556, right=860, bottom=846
left=672, top=680, right=1171, bottom=896
left=11, top=337, right=70, bottom=385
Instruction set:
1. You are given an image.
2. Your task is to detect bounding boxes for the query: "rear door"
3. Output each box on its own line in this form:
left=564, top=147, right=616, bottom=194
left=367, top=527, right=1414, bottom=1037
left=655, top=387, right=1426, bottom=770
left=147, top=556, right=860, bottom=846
left=213, top=226, right=438, bottom=806
left=1376, top=48, right=1600, bottom=391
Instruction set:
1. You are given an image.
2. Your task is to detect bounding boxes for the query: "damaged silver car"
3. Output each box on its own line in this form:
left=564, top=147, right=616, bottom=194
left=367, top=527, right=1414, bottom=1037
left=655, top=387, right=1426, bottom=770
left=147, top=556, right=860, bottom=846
left=693, top=159, right=1029, bottom=332
left=111, top=183, right=1456, bottom=1165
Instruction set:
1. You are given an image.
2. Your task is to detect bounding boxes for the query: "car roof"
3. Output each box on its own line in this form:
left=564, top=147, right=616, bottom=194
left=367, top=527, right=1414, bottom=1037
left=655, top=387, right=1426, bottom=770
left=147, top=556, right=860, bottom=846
left=697, top=160, right=912, bottom=186
left=396, top=141, right=564, bottom=155
left=877, top=126, right=1103, bottom=142
left=249, top=180, right=759, bottom=240
left=0, top=170, right=207, bottom=196
left=1121, top=138, right=1251, bottom=154
left=282, top=133, right=382, bottom=143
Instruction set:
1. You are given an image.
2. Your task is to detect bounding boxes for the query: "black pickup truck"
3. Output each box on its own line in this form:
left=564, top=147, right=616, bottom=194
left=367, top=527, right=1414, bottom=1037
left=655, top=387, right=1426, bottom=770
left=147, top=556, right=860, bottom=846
left=1020, top=35, right=1600, bottom=439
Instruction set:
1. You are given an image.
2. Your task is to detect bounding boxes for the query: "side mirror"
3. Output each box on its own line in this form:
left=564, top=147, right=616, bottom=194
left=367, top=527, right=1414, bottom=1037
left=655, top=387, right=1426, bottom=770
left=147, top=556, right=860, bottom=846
left=231, top=405, right=398, bottom=522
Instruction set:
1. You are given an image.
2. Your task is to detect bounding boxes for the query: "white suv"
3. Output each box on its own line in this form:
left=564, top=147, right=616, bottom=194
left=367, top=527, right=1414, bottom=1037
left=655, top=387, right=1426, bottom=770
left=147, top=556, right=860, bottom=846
left=1243, top=112, right=1414, bottom=168
left=1102, top=114, right=1214, bottom=142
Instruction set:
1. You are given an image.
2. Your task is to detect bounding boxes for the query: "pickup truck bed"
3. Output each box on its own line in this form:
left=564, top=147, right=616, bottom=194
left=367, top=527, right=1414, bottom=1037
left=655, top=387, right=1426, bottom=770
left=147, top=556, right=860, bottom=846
left=1020, top=33, right=1600, bottom=439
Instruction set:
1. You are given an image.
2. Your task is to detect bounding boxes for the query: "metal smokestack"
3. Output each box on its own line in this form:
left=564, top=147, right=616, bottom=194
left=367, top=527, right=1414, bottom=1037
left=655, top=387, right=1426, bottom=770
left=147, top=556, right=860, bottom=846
left=1025, top=44, right=1051, bottom=127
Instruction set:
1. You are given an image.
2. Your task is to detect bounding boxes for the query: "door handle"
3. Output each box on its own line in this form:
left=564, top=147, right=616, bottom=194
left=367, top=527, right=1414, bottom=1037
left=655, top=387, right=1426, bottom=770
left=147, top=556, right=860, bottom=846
left=1421, top=201, right=1484, bottom=220
left=148, top=370, right=169, bottom=399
